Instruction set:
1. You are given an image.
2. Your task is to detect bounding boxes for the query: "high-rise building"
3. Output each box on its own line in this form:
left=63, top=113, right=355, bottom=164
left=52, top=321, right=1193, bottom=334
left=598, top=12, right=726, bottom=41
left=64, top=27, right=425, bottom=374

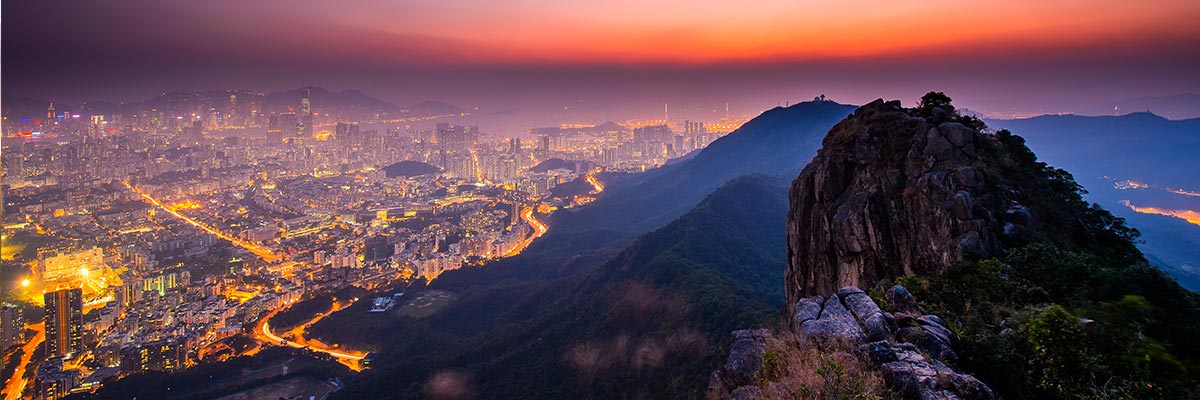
left=508, top=137, right=521, bottom=155
left=298, top=89, right=313, bottom=140
left=633, top=125, right=671, bottom=144
left=43, top=288, right=84, bottom=359
left=120, top=339, right=184, bottom=373
left=1, top=304, right=24, bottom=349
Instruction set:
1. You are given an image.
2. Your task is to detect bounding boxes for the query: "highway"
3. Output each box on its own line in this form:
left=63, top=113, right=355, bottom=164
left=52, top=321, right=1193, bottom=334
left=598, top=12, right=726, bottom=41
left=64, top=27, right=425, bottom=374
left=585, top=173, right=604, bottom=193
left=502, top=206, right=548, bottom=257
left=254, top=303, right=365, bottom=371
left=3, top=323, right=45, bottom=400
left=124, top=181, right=282, bottom=262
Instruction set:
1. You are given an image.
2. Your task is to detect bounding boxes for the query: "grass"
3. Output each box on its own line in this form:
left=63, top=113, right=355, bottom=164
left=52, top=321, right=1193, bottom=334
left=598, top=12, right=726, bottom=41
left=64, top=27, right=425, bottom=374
left=397, top=290, right=457, bottom=318
left=750, top=334, right=892, bottom=400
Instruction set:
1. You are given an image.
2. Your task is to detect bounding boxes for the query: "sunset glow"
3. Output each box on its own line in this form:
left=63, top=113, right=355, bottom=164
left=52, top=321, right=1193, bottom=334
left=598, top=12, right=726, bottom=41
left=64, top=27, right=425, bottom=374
left=1121, top=200, right=1200, bottom=227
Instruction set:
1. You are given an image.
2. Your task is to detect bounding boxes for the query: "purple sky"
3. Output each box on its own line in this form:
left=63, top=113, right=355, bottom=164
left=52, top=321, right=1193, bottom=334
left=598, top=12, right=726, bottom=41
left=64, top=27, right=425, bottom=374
left=4, top=0, right=1199, bottom=119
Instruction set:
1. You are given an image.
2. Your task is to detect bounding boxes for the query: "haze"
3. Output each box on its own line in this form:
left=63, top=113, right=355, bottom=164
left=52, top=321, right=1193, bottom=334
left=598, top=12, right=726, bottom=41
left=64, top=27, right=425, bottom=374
left=5, top=0, right=1199, bottom=118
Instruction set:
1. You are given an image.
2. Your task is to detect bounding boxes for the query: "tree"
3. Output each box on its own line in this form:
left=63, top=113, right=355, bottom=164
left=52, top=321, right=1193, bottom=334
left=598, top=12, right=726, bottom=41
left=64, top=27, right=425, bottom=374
left=917, top=91, right=956, bottom=116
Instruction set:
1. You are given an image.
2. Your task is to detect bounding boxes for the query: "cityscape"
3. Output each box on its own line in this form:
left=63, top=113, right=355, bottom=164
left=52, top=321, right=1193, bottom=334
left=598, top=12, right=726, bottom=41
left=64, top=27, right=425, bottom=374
left=1, top=85, right=752, bottom=398
left=3, top=1, right=1199, bottom=399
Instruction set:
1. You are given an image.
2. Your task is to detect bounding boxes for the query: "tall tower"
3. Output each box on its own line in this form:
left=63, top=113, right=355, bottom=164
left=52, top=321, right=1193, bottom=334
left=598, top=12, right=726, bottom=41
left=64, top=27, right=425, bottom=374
left=48, top=101, right=56, bottom=120
left=44, top=288, right=83, bottom=359
left=298, top=89, right=313, bottom=140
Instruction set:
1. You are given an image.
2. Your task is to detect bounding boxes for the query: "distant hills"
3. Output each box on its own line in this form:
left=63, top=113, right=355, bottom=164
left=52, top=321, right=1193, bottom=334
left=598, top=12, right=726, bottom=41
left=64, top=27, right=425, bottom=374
left=263, top=86, right=402, bottom=113
left=408, top=100, right=465, bottom=116
left=1, top=86, right=464, bottom=120
left=1092, top=93, right=1200, bottom=120
left=989, top=112, right=1200, bottom=290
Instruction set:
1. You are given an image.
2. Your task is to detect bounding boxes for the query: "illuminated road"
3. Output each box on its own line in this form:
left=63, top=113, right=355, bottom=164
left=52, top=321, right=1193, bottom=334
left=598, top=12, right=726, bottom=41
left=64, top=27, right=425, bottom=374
left=503, top=206, right=549, bottom=257
left=585, top=173, right=605, bottom=193
left=124, top=181, right=282, bottom=262
left=254, top=303, right=364, bottom=371
left=3, top=323, right=45, bottom=400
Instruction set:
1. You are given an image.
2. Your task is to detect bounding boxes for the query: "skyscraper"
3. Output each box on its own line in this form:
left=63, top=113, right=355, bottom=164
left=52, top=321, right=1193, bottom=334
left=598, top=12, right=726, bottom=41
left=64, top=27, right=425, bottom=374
left=1, top=304, right=24, bottom=349
left=44, top=288, right=84, bottom=359
left=298, top=89, right=313, bottom=140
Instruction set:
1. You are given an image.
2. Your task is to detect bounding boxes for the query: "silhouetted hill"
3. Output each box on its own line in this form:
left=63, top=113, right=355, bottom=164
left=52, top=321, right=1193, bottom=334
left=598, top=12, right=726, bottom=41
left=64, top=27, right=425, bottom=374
left=3, top=86, right=409, bottom=120
left=2, top=96, right=65, bottom=118
left=988, top=112, right=1200, bottom=188
left=317, top=175, right=790, bottom=399
left=408, top=100, right=465, bottom=116
left=558, top=99, right=856, bottom=234
left=528, top=158, right=576, bottom=173
left=1086, top=93, right=1200, bottom=120
left=264, top=86, right=401, bottom=113
left=382, top=161, right=441, bottom=178
left=989, top=113, right=1200, bottom=290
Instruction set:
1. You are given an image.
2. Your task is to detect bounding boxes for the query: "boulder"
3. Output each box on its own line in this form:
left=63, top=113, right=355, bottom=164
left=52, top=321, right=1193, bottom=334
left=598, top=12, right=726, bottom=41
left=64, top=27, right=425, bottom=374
left=792, top=296, right=824, bottom=326
left=886, top=285, right=920, bottom=314
left=799, top=295, right=865, bottom=343
left=708, top=329, right=777, bottom=397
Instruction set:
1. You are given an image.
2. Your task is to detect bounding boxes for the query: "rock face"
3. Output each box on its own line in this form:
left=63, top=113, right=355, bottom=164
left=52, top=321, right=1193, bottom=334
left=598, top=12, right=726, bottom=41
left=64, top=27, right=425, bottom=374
left=785, top=99, right=1003, bottom=303
left=711, top=286, right=994, bottom=400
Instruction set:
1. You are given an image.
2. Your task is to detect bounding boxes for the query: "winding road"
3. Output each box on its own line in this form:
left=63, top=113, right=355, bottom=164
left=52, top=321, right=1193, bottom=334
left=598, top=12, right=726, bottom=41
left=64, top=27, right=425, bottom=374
left=253, top=303, right=365, bottom=371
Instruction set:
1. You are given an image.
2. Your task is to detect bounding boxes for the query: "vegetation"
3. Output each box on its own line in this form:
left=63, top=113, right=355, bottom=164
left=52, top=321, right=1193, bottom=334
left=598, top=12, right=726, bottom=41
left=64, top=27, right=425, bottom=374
left=322, top=174, right=791, bottom=399
left=755, top=335, right=892, bottom=400
left=915, top=91, right=986, bottom=131
left=71, top=347, right=352, bottom=400
left=271, top=286, right=367, bottom=332
left=881, top=93, right=1200, bottom=399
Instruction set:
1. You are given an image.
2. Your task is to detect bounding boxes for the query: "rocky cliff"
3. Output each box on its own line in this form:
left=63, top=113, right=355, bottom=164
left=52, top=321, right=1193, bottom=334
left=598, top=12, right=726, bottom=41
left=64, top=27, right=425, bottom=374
left=785, top=99, right=1003, bottom=303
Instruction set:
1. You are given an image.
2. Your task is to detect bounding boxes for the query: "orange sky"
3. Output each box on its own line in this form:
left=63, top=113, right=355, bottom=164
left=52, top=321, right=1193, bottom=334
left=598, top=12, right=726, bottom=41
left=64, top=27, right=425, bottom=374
left=340, top=0, right=1200, bottom=64
left=6, top=0, right=1200, bottom=111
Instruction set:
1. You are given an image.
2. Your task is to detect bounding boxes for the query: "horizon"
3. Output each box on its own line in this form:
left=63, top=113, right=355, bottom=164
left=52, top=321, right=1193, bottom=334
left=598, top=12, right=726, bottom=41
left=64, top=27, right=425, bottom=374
left=6, top=84, right=1198, bottom=123
left=5, top=0, right=1200, bottom=119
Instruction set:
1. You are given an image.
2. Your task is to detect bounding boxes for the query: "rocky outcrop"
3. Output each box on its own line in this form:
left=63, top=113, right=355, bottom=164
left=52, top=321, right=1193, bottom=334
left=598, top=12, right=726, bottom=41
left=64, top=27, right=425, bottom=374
left=785, top=99, right=1004, bottom=303
left=711, top=285, right=993, bottom=400
left=708, top=329, right=779, bottom=398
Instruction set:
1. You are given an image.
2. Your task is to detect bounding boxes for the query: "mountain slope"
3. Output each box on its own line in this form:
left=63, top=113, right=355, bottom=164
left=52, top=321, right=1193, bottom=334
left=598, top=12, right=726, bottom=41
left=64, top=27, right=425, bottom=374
left=427, top=99, right=856, bottom=287
left=321, top=175, right=791, bottom=399
left=558, top=99, right=856, bottom=235
left=988, top=113, right=1200, bottom=290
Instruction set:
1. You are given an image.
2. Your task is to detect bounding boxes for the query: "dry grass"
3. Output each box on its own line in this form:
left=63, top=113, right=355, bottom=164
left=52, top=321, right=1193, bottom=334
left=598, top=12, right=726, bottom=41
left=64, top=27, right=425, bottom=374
left=752, top=333, right=893, bottom=400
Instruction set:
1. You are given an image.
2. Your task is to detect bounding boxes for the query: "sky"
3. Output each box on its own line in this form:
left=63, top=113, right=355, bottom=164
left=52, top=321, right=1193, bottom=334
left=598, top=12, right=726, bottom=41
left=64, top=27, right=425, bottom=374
left=4, top=0, right=1199, bottom=119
